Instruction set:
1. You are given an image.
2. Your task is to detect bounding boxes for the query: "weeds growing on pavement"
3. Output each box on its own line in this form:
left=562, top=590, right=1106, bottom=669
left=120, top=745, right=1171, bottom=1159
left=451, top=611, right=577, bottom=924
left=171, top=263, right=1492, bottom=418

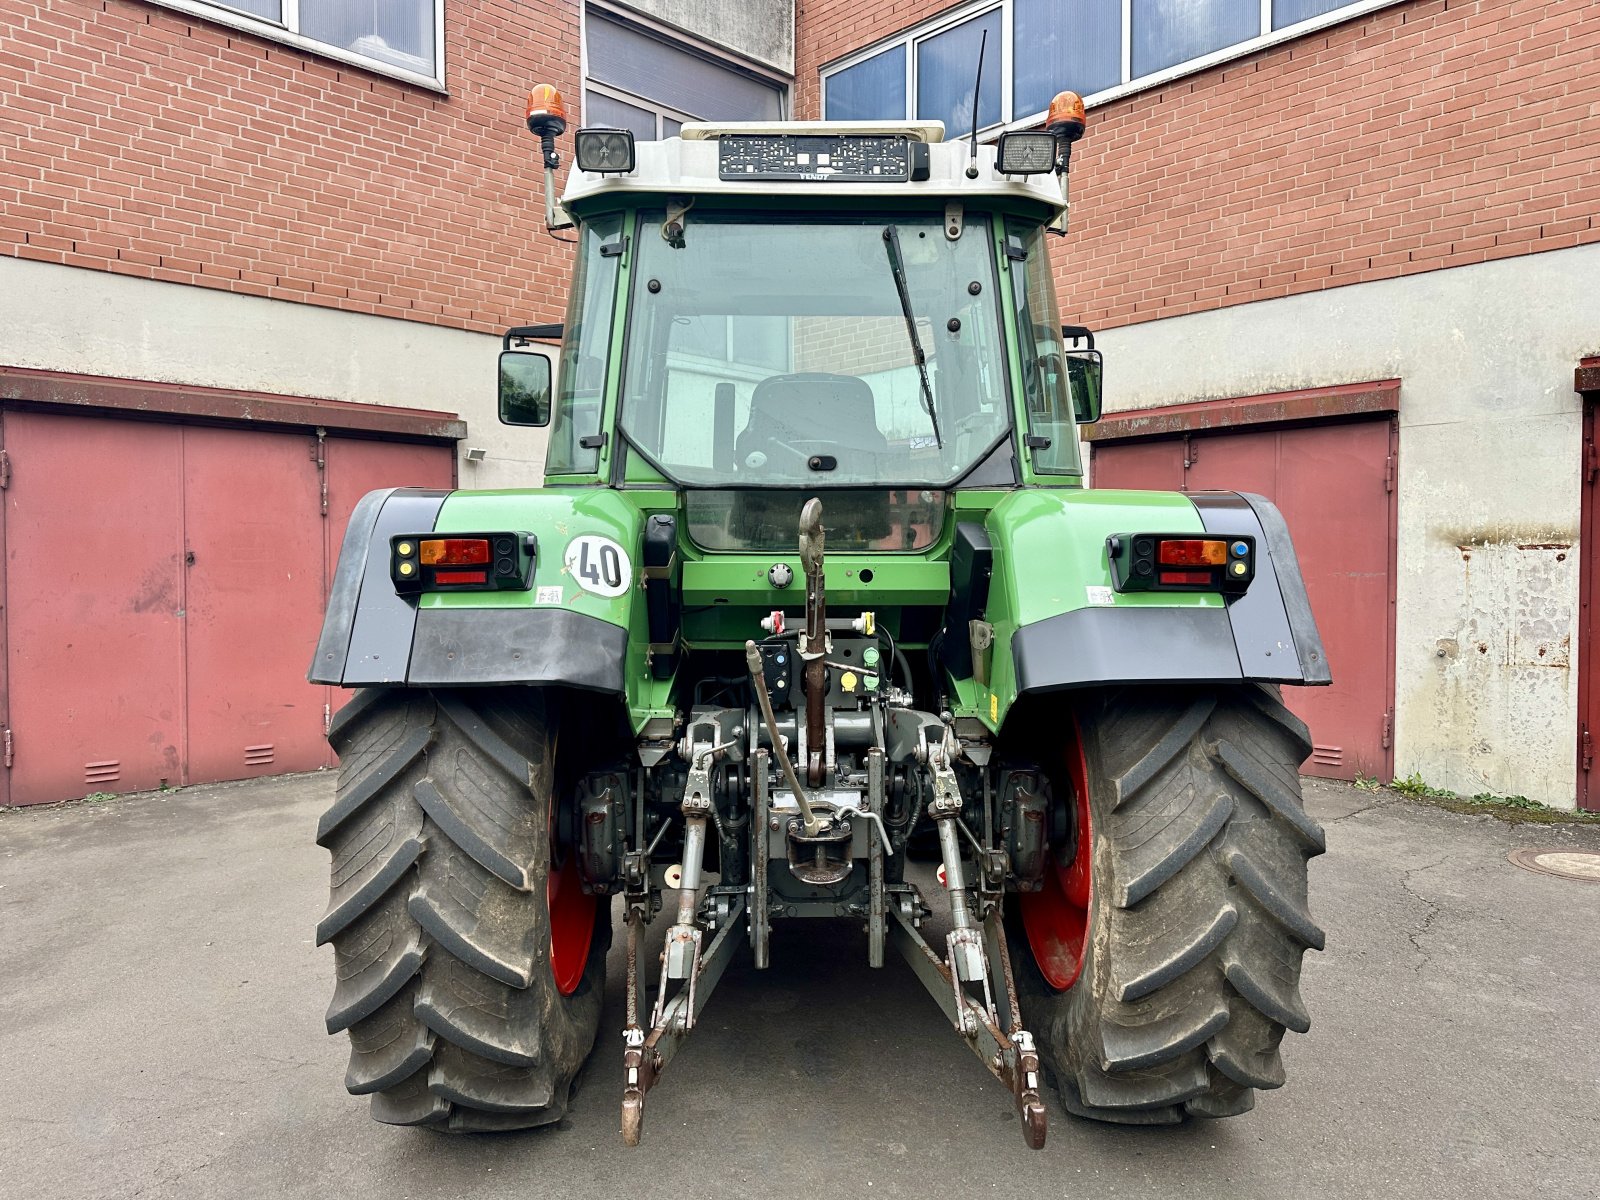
left=1382, top=774, right=1600, bottom=825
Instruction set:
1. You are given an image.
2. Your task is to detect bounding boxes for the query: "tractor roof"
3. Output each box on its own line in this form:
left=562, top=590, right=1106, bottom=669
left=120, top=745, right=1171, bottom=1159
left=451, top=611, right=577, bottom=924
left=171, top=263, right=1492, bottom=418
left=559, top=120, right=1066, bottom=218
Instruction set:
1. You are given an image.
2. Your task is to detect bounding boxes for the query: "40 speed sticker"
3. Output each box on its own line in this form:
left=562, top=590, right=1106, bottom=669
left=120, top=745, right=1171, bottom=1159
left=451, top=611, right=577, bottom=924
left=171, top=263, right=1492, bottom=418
left=564, top=534, right=632, bottom=598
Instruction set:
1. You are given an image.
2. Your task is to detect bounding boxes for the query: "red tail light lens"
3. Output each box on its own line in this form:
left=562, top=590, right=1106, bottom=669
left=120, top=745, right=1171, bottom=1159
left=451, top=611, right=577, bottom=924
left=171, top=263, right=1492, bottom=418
left=433, top=569, right=489, bottom=585
left=420, top=538, right=491, bottom=565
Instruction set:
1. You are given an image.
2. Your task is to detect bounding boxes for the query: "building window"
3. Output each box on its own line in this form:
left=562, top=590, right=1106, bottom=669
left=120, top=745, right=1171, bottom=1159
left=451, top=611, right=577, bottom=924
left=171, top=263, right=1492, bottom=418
left=825, top=43, right=906, bottom=122
left=148, top=0, right=444, bottom=88
left=823, top=0, right=1402, bottom=128
left=915, top=8, right=1001, bottom=137
left=584, top=6, right=787, bottom=139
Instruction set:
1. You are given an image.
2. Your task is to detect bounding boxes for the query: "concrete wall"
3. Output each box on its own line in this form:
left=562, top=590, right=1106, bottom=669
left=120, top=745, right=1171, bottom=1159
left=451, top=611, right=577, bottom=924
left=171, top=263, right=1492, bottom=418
left=0, top=257, right=551, bottom=487
left=1090, top=242, right=1600, bottom=808
left=610, top=0, right=795, bottom=74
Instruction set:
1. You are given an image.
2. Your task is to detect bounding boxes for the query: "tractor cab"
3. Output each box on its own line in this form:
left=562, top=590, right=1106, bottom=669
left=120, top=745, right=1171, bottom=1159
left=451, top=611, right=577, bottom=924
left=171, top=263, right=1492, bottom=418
left=502, top=110, right=1103, bottom=539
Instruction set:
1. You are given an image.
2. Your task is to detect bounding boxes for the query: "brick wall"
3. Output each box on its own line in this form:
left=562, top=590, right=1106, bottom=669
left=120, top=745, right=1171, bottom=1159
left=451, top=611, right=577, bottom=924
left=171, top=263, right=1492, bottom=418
left=1, top=0, right=579, bottom=333
left=797, top=0, right=1600, bottom=331
left=794, top=315, right=933, bottom=376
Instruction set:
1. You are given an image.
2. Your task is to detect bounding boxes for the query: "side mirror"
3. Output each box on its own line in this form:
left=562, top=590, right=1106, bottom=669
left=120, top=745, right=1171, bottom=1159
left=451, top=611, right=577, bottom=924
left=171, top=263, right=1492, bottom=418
left=1066, top=349, right=1102, bottom=424
left=499, top=351, right=552, bottom=427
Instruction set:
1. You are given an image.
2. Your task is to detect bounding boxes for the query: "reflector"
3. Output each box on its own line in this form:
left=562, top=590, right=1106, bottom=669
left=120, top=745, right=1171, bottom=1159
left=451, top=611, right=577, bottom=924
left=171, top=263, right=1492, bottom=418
left=576, top=128, right=636, bottom=174
left=995, top=132, right=1056, bottom=175
left=434, top=570, right=489, bottom=585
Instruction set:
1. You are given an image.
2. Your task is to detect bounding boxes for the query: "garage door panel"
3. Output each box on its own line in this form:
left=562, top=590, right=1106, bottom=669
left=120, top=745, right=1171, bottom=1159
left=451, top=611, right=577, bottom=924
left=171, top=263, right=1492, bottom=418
left=1186, top=428, right=1278, bottom=497
left=2, top=404, right=458, bottom=806
left=1089, top=439, right=1183, bottom=491
left=322, top=437, right=455, bottom=537
left=1093, top=417, right=1395, bottom=782
left=1265, top=422, right=1394, bottom=779
left=183, top=425, right=329, bottom=783
left=4, top=411, right=186, bottom=804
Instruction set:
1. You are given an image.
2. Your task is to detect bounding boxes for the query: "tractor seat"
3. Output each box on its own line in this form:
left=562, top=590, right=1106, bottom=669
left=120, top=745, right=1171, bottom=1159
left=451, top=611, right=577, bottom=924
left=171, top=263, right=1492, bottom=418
left=735, top=372, right=889, bottom=466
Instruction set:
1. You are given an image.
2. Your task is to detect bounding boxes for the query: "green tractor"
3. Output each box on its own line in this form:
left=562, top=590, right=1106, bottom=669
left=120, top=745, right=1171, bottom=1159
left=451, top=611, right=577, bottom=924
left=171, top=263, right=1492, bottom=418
left=309, top=84, right=1327, bottom=1147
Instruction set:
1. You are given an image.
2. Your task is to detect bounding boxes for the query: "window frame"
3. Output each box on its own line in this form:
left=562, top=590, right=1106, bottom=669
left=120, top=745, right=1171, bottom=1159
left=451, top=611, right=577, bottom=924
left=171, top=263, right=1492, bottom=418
left=583, top=80, right=699, bottom=141
left=580, top=1, right=792, bottom=135
left=821, top=0, right=1405, bottom=133
left=146, top=0, right=447, bottom=92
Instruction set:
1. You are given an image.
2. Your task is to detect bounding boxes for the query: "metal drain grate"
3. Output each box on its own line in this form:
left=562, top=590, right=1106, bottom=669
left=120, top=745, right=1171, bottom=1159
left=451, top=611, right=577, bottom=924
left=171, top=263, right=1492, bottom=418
left=1508, top=848, right=1600, bottom=883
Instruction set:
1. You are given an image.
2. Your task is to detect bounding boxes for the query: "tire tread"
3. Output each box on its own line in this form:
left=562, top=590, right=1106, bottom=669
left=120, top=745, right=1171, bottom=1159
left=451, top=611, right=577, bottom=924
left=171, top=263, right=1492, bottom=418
left=318, top=687, right=608, bottom=1133
left=1012, top=684, right=1323, bottom=1125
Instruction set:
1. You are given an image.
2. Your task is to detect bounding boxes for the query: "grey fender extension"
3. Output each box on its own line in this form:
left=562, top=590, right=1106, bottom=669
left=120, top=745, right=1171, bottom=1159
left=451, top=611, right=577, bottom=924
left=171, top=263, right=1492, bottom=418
left=1011, top=490, right=1330, bottom=695
left=308, top=488, right=627, bottom=693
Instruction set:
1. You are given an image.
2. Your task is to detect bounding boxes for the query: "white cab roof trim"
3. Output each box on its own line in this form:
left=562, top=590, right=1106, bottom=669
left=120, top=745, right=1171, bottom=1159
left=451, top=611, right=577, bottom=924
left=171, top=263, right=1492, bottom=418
left=560, top=122, right=1064, bottom=214
left=679, top=120, right=948, bottom=143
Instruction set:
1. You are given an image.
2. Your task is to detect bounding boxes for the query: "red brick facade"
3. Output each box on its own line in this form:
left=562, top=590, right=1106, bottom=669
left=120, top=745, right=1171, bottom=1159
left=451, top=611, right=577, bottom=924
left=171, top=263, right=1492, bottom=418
left=6, top=1, right=1594, bottom=339
left=798, top=0, right=1600, bottom=331
left=1, top=0, right=578, bottom=333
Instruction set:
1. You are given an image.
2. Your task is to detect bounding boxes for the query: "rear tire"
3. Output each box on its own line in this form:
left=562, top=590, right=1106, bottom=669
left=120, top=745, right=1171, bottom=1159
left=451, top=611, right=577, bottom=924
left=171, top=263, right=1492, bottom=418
left=317, top=687, right=610, bottom=1132
left=1011, top=685, right=1325, bottom=1123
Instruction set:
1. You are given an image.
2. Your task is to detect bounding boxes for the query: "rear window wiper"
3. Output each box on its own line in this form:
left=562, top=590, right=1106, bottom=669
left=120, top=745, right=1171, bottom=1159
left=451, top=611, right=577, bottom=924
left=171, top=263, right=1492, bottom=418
left=881, top=224, right=942, bottom=448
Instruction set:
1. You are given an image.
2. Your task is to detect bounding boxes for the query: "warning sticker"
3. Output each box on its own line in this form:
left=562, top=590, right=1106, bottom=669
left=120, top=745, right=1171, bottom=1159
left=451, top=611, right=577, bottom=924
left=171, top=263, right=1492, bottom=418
left=1086, top=585, right=1116, bottom=607
left=536, top=585, right=564, bottom=605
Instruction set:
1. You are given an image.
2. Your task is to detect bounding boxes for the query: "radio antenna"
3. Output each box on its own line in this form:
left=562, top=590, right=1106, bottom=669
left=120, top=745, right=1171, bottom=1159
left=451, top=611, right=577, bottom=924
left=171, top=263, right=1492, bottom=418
left=966, top=27, right=987, bottom=179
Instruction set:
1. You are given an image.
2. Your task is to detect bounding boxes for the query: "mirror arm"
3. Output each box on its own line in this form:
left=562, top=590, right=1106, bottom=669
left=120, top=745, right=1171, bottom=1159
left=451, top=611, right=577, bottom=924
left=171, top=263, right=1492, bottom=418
left=504, top=324, right=563, bottom=351
left=1060, top=324, right=1095, bottom=350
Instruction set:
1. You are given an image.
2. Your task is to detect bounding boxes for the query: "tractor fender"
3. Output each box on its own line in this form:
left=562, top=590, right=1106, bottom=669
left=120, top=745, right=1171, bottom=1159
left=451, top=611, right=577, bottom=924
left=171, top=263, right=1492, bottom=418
left=978, top=488, right=1328, bottom=710
left=310, top=486, right=643, bottom=693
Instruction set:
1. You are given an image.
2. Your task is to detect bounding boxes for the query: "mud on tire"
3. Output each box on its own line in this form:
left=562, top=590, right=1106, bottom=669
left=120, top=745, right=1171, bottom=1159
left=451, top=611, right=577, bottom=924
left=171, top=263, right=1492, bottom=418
left=316, top=687, right=610, bottom=1132
left=1012, top=685, right=1325, bottom=1124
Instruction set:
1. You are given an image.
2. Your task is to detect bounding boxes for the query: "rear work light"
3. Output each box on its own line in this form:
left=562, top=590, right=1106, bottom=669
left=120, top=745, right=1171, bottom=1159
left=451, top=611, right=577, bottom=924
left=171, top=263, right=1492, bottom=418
left=1106, top=533, right=1255, bottom=595
left=392, top=532, right=538, bottom=595
left=575, top=127, right=636, bottom=174
left=995, top=131, right=1057, bottom=175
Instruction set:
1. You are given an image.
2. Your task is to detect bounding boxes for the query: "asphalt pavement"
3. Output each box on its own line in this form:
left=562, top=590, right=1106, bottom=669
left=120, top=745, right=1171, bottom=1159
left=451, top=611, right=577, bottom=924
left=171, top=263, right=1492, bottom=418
left=2, top=771, right=1598, bottom=1200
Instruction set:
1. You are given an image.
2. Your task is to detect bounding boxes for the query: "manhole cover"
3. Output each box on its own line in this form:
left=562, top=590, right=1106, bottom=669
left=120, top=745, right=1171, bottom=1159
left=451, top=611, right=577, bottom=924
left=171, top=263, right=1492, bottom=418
left=1508, top=848, right=1600, bottom=882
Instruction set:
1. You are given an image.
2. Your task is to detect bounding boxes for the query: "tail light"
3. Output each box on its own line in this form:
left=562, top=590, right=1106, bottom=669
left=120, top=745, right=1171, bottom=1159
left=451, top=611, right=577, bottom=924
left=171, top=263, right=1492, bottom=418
left=392, top=532, right=537, bottom=595
left=1107, top=533, right=1254, bottom=595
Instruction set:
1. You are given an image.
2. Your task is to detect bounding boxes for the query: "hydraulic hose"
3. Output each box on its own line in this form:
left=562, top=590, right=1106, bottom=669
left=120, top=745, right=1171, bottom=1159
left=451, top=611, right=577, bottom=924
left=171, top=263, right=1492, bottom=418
left=745, top=640, right=823, bottom=836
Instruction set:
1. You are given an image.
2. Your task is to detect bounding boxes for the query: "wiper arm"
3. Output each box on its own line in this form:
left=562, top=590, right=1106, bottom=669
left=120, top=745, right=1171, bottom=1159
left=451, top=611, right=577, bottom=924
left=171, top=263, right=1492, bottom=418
left=881, top=224, right=942, bottom=448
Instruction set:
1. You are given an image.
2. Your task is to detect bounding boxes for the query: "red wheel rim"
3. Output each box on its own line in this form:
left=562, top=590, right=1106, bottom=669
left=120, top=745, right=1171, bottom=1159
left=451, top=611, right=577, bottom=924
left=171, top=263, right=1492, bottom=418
left=1019, top=717, right=1093, bottom=992
left=547, top=846, right=596, bottom=996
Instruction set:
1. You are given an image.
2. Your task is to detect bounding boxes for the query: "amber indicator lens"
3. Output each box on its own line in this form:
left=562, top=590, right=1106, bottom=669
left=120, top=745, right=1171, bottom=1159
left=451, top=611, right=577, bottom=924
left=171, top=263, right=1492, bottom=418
left=1158, top=539, right=1228, bottom=566
left=420, top=538, right=491, bottom=566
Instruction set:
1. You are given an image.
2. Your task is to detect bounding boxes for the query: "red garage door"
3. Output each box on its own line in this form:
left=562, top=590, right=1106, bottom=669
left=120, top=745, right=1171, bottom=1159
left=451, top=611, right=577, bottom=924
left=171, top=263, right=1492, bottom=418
left=0, top=382, right=459, bottom=807
left=1089, top=385, right=1398, bottom=782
